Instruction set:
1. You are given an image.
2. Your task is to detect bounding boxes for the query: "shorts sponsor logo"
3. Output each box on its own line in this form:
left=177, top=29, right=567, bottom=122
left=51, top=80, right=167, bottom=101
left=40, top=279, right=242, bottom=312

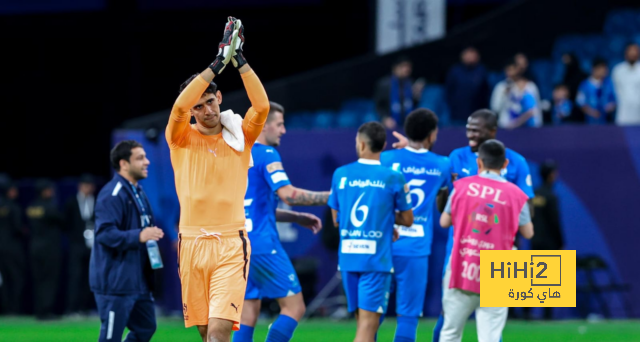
left=396, top=223, right=425, bottom=237
left=341, top=239, right=377, bottom=254
left=183, top=303, right=188, bottom=320
left=230, top=303, right=240, bottom=313
left=266, top=162, right=284, bottom=173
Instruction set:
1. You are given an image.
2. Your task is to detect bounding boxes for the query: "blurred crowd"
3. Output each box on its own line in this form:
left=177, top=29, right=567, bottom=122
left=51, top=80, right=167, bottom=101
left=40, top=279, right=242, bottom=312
left=375, top=43, right=640, bottom=129
left=0, top=174, right=96, bottom=320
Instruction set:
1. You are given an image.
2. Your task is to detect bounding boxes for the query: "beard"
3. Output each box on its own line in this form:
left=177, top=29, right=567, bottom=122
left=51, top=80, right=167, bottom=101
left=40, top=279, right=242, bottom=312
left=130, top=169, right=147, bottom=181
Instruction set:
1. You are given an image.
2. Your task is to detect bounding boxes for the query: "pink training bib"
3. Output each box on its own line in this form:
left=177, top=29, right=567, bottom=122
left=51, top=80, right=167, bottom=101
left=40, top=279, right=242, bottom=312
left=449, top=175, right=528, bottom=294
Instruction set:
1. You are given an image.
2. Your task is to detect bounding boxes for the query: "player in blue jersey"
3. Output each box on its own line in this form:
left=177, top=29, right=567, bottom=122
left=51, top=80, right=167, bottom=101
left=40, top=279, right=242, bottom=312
left=392, top=109, right=534, bottom=342
left=329, top=122, right=414, bottom=342
left=380, top=109, right=451, bottom=342
left=234, top=102, right=330, bottom=342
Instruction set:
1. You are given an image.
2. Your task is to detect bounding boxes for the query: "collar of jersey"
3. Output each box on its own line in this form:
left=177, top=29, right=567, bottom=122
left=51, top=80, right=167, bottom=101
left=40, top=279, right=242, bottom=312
left=405, top=146, right=429, bottom=154
left=357, top=158, right=381, bottom=165
left=480, top=170, right=507, bottom=182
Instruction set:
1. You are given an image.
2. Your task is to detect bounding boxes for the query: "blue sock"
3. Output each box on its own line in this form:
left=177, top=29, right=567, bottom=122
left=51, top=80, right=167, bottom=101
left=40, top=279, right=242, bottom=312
left=265, top=315, right=298, bottom=342
left=432, top=313, right=444, bottom=342
left=374, top=314, right=385, bottom=341
left=233, top=324, right=255, bottom=342
left=394, top=316, right=418, bottom=342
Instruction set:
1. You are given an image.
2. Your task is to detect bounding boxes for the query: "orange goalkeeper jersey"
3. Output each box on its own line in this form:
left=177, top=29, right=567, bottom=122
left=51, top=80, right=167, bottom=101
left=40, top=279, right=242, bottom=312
left=166, top=70, right=269, bottom=235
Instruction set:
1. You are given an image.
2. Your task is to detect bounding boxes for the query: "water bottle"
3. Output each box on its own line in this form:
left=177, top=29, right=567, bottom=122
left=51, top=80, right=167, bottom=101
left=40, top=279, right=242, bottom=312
left=146, top=240, right=164, bottom=269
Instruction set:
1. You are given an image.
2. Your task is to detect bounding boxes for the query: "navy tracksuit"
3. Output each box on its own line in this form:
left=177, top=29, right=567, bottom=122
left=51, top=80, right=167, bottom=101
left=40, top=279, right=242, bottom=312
left=89, top=174, right=157, bottom=342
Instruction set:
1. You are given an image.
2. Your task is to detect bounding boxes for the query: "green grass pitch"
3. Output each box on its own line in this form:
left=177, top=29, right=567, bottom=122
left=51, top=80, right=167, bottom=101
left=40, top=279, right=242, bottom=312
left=0, top=317, right=638, bottom=341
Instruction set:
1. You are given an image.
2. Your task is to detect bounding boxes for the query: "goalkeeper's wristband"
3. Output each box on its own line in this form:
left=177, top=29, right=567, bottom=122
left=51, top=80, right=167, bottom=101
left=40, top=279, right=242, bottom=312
left=209, top=57, right=226, bottom=76
left=232, top=53, right=247, bottom=69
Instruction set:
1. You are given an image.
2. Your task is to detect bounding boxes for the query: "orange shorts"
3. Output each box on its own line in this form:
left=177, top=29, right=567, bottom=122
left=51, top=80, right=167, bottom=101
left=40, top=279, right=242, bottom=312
left=178, top=229, right=251, bottom=330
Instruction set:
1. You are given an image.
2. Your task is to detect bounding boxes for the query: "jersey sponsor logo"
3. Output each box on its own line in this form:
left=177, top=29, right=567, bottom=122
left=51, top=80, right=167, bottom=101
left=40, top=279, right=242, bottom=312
left=266, top=149, right=274, bottom=153
left=266, top=162, right=284, bottom=173
left=341, top=239, right=377, bottom=254
left=341, top=229, right=384, bottom=238
left=462, top=168, right=471, bottom=175
left=339, top=177, right=347, bottom=189
left=396, top=223, right=425, bottom=237
left=392, top=163, right=401, bottom=171
left=208, top=148, right=217, bottom=156
left=526, top=174, right=532, bottom=187
left=348, top=179, right=386, bottom=189
left=270, top=172, right=289, bottom=183
left=402, top=166, right=442, bottom=176
left=501, top=168, right=508, bottom=176
left=350, top=193, right=369, bottom=227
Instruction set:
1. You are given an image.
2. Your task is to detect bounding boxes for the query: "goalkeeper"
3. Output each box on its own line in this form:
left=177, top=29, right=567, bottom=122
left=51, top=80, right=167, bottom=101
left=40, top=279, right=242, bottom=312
left=166, top=17, right=269, bottom=342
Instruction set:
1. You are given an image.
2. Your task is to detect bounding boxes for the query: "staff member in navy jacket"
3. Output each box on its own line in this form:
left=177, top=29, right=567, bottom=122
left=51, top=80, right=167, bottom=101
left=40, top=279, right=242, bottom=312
left=90, top=140, right=164, bottom=342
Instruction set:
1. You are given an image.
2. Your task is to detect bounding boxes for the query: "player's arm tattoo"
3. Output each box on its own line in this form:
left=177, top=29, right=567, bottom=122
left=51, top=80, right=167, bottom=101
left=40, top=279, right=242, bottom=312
left=285, top=188, right=330, bottom=206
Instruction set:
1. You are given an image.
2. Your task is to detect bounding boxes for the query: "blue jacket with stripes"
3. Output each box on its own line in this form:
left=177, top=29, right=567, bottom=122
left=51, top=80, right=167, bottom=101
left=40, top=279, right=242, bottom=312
left=89, top=173, right=155, bottom=295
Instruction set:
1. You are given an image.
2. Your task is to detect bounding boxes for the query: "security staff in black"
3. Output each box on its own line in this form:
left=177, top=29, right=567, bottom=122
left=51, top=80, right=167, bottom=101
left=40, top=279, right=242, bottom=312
left=527, top=160, right=564, bottom=320
left=0, top=174, right=26, bottom=315
left=64, top=174, right=97, bottom=315
left=26, top=179, right=63, bottom=320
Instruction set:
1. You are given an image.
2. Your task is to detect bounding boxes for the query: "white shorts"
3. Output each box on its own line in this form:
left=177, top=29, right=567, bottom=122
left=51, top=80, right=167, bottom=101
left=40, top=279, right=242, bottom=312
left=440, top=265, right=508, bottom=342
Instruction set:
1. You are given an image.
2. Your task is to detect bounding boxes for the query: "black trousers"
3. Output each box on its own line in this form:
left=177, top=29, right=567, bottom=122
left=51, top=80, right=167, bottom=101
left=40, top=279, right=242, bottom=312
left=0, top=250, right=26, bottom=314
left=31, top=249, right=61, bottom=318
left=67, top=244, right=93, bottom=313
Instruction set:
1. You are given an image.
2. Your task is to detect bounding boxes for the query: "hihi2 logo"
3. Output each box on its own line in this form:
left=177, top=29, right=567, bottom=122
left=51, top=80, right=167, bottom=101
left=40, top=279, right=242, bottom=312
left=480, top=250, right=575, bottom=307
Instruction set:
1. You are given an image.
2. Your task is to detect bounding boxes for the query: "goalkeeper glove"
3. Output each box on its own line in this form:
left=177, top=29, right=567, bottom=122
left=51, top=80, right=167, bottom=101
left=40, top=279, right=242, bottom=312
left=230, top=18, right=247, bottom=69
left=209, top=17, right=239, bottom=76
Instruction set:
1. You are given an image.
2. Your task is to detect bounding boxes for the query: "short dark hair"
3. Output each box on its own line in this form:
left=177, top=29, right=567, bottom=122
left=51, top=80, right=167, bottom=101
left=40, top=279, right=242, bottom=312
left=0, top=173, right=12, bottom=197
left=267, top=101, right=285, bottom=122
left=392, top=55, right=412, bottom=68
left=539, top=159, right=557, bottom=181
left=79, top=173, right=95, bottom=185
left=358, top=122, right=386, bottom=153
left=469, top=109, right=498, bottom=129
left=592, top=58, right=608, bottom=69
left=554, top=83, right=568, bottom=90
left=405, top=108, right=438, bottom=142
left=110, top=140, right=143, bottom=171
left=35, top=178, right=55, bottom=196
left=504, top=59, right=517, bottom=69
left=478, top=139, right=506, bottom=170
left=179, top=74, right=218, bottom=95
left=626, top=42, right=640, bottom=49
